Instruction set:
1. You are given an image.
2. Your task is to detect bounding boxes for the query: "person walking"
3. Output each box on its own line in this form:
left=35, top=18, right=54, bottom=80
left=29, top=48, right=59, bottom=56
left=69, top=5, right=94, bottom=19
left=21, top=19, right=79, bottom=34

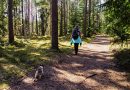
left=71, top=25, right=82, bottom=55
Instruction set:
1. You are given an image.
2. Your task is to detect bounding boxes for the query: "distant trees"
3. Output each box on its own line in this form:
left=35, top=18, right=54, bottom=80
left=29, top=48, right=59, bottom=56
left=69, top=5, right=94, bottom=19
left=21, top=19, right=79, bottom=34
left=104, top=0, right=130, bottom=43
left=59, top=0, right=69, bottom=36
left=82, top=0, right=102, bottom=37
left=0, top=0, right=103, bottom=47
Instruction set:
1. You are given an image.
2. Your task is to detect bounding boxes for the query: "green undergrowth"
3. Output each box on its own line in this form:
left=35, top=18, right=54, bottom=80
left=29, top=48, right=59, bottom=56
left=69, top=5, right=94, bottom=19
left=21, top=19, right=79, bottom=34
left=113, top=48, right=130, bottom=82
left=0, top=35, right=92, bottom=89
left=114, top=49, right=130, bottom=70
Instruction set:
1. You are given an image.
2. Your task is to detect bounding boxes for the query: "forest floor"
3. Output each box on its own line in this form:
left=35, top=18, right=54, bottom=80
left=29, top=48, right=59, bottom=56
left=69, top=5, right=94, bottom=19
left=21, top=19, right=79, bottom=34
left=8, top=36, right=130, bottom=90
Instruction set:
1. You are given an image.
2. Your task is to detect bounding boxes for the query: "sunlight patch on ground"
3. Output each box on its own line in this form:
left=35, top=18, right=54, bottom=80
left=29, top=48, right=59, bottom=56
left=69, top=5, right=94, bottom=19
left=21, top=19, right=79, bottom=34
left=15, top=48, right=26, bottom=51
left=23, top=77, right=34, bottom=84
left=59, top=41, right=71, bottom=48
left=60, top=41, right=70, bottom=45
left=54, top=68, right=86, bottom=83
left=0, top=58, right=8, bottom=63
left=36, top=40, right=50, bottom=48
left=88, top=69, right=105, bottom=74
left=71, top=63, right=83, bottom=68
left=0, top=83, right=10, bottom=90
left=30, top=52, right=41, bottom=56
left=30, top=39, right=50, bottom=48
left=87, top=43, right=110, bottom=51
left=84, top=78, right=100, bottom=86
left=2, top=64, right=25, bottom=76
left=40, top=57, right=50, bottom=61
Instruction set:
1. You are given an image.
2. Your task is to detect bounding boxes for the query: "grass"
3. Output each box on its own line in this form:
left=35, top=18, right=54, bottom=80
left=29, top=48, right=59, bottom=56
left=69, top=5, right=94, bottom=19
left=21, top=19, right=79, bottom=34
left=0, top=36, right=61, bottom=89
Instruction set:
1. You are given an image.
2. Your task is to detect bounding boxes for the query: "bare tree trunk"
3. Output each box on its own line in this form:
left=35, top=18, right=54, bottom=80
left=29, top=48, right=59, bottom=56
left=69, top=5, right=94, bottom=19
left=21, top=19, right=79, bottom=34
left=92, top=0, right=95, bottom=33
left=18, top=4, right=21, bottom=35
left=30, top=0, right=32, bottom=35
left=36, top=7, right=38, bottom=35
left=59, top=1, right=63, bottom=36
left=21, top=0, right=24, bottom=36
left=51, top=0, right=58, bottom=50
left=67, top=0, right=70, bottom=31
left=83, top=0, right=88, bottom=37
left=8, top=0, right=14, bottom=43
left=49, top=0, right=52, bottom=36
left=16, top=6, right=18, bottom=35
left=28, top=0, right=30, bottom=35
left=1, top=0, right=5, bottom=36
left=63, top=0, right=67, bottom=35
left=13, top=6, right=16, bottom=35
left=99, top=0, right=101, bottom=30
left=40, top=11, right=45, bottom=36
left=88, top=0, right=91, bottom=37
left=25, top=0, right=28, bottom=37
left=32, top=16, right=34, bottom=33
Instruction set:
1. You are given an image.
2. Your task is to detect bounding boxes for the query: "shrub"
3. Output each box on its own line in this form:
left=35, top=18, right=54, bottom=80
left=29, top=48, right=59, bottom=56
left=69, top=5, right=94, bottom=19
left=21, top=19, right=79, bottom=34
left=114, top=49, right=130, bottom=70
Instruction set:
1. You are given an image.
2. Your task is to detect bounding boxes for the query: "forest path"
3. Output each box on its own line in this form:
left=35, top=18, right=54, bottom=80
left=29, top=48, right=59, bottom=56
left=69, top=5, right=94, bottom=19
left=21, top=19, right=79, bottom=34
left=10, top=35, right=130, bottom=90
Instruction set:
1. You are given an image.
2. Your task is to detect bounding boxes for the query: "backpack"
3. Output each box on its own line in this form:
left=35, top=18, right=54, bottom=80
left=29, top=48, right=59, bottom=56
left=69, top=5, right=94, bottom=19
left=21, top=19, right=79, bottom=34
left=72, top=29, right=79, bottom=40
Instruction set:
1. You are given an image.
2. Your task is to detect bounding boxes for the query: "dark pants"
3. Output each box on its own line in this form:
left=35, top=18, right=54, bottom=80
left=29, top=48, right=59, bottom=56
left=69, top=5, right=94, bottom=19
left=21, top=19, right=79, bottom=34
left=74, top=43, right=79, bottom=55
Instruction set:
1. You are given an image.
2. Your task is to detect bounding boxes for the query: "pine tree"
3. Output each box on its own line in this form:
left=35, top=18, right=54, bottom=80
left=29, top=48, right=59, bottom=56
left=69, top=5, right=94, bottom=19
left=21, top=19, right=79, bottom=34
left=8, top=0, right=14, bottom=43
left=51, top=0, right=58, bottom=50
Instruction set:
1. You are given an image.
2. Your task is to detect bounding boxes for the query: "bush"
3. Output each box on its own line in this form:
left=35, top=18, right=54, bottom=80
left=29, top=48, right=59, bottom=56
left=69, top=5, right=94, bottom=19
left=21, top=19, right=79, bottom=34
left=114, top=49, right=130, bottom=70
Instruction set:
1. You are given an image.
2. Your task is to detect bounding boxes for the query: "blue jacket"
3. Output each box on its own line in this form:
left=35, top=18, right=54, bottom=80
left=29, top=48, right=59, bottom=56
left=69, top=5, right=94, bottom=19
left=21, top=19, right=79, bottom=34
left=70, top=36, right=82, bottom=44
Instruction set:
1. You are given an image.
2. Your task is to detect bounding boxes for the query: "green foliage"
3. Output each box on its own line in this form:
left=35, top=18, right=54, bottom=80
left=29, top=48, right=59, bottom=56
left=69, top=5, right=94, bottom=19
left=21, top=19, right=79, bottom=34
left=104, top=0, right=130, bottom=43
left=69, top=0, right=84, bottom=33
left=0, top=0, right=7, bottom=36
left=114, top=49, right=130, bottom=70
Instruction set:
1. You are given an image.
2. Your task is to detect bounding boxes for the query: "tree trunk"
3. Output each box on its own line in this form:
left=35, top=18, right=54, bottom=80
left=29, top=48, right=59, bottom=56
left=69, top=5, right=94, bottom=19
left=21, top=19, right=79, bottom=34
left=88, top=0, right=91, bottom=37
left=63, top=0, right=67, bottom=35
left=51, top=0, right=58, bottom=50
left=59, top=1, right=63, bottom=36
left=8, top=0, right=14, bottom=43
left=25, top=0, right=28, bottom=37
left=92, top=0, right=95, bottom=33
left=49, top=0, right=52, bottom=36
left=40, top=12, right=45, bottom=36
left=21, top=0, right=24, bottom=36
left=28, top=0, right=30, bottom=35
left=99, top=0, right=101, bottom=30
left=36, top=7, right=38, bottom=35
left=13, top=6, right=16, bottom=35
left=1, top=0, right=5, bottom=36
left=83, top=0, right=88, bottom=37
left=32, top=16, right=34, bottom=33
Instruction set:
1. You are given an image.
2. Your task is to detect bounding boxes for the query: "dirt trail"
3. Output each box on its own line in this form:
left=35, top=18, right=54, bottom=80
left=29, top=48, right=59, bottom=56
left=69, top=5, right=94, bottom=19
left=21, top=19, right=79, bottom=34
left=9, top=36, right=130, bottom=90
